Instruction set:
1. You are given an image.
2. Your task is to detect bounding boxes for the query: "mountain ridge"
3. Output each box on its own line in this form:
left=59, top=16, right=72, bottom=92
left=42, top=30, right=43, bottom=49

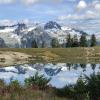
left=0, top=21, right=94, bottom=48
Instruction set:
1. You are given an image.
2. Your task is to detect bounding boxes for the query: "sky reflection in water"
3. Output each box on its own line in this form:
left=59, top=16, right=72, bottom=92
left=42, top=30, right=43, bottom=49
left=0, top=63, right=100, bottom=88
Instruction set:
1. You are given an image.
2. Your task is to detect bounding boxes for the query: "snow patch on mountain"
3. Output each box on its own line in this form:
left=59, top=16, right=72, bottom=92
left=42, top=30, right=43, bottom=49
left=0, top=27, right=16, bottom=33
left=61, top=26, right=72, bottom=31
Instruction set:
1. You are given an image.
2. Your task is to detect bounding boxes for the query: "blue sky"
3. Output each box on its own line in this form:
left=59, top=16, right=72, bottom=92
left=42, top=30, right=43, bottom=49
left=0, top=0, right=100, bottom=33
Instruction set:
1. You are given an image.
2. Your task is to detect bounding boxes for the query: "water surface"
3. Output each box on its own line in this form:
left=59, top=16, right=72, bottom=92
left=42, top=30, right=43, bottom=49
left=0, top=63, right=100, bottom=88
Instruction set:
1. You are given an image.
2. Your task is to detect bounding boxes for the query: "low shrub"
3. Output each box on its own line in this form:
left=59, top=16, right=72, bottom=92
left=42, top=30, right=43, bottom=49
left=25, top=72, right=51, bottom=90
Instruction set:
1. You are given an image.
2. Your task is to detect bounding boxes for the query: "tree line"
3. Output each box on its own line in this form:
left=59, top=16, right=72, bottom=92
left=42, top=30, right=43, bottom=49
left=51, top=34, right=97, bottom=48
left=31, top=34, right=97, bottom=48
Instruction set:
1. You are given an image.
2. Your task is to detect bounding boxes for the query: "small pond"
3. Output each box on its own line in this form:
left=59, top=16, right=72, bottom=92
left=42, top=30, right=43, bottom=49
left=0, top=63, right=100, bottom=88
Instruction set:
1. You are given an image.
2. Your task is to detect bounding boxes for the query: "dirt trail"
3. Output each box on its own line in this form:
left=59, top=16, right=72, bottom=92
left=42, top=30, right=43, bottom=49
left=0, top=51, right=31, bottom=66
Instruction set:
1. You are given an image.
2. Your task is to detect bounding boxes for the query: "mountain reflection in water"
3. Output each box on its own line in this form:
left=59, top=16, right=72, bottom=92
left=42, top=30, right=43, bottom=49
left=0, top=63, right=100, bottom=88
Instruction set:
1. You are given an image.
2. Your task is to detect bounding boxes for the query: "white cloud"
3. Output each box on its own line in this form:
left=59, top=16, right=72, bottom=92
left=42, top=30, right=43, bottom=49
left=0, top=0, right=15, bottom=4
left=0, top=20, right=17, bottom=26
left=21, top=0, right=63, bottom=5
left=91, top=0, right=100, bottom=11
left=85, top=10, right=99, bottom=19
left=58, top=14, right=81, bottom=20
left=95, top=3, right=100, bottom=11
left=19, top=19, right=35, bottom=25
left=21, top=0, right=39, bottom=5
left=0, top=19, right=36, bottom=26
left=58, top=15, right=67, bottom=21
left=58, top=10, right=99, bottom=21
left=77, top=0, right=87, bottom=10
left=64, top=0, right=74, bottom=1
left=0, top=0, right=62, bottom=5
left=58, top=0, right=100, bottom=21
left=92, top=0, right=100, bottom=5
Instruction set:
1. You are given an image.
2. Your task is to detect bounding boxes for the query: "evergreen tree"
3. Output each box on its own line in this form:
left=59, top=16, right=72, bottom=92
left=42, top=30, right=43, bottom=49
left=31, top=40, right=38, bottom=48
left=66, top=34, right=72, bottom=47
left=41, top=41, right=45, bottom=48
left=51, top=38, right=60, bottom=48
left=91, top=64, right=96, bottom=73
left=80, top=34, right=88, bottom=47
left=72, top=34, right=79, bottom=47
left=25, top=72, right=51, bottom=90
left=90, top=34, right=96, bottom=47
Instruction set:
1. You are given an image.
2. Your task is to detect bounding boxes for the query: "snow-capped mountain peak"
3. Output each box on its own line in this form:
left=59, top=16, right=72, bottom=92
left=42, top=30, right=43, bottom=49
left=0, top=21, right=91, bottom=48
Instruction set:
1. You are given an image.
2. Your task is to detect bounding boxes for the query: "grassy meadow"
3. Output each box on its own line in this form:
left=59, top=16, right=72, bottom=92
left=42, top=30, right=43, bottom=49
left=0, top=47, right=100, bottom=63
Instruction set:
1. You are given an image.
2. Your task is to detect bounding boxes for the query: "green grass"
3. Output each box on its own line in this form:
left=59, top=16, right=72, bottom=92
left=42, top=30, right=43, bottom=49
left=0, top=47, right=100, bottom=63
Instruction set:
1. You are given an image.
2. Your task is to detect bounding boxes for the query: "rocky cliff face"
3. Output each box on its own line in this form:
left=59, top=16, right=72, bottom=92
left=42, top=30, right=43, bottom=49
left=0, top=37, right=6, bottom=47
